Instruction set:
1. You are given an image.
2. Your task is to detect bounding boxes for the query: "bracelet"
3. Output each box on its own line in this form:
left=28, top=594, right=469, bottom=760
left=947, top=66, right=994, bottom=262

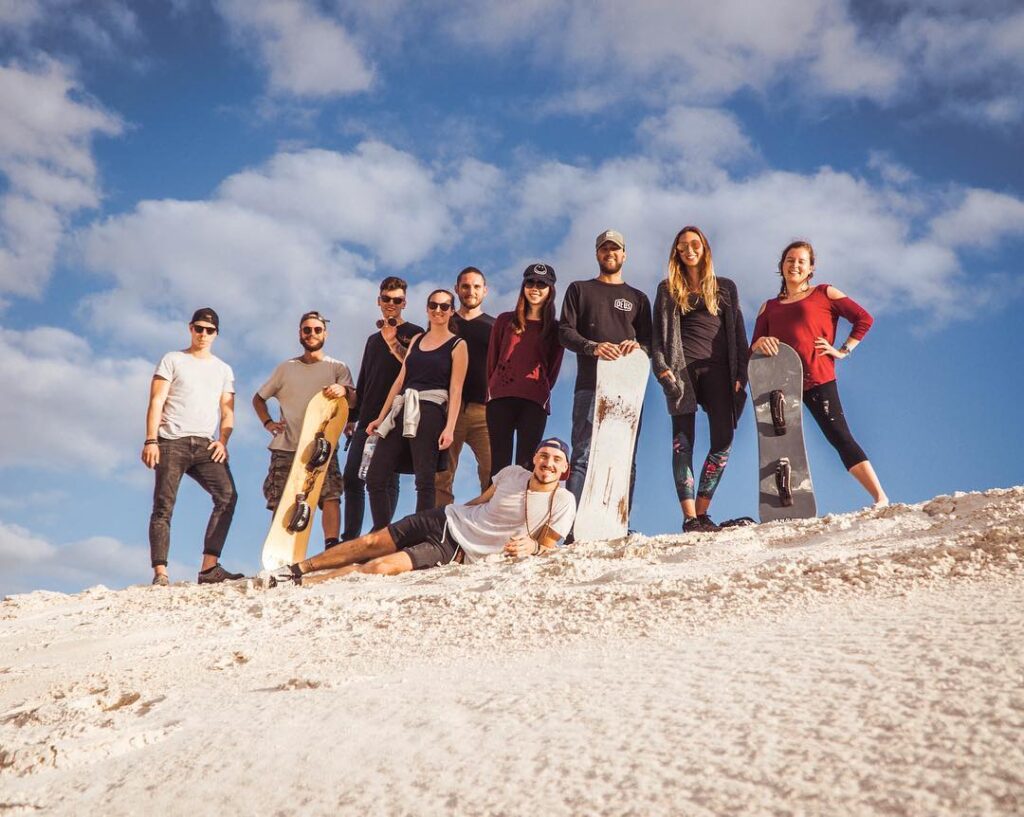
left=839, top=343, right=852, bottom=355
left=263, top=418, right=273, bottom=428
left=144, top=439, right=158, bottom=445
left=532, top=539, right=541, bottom=556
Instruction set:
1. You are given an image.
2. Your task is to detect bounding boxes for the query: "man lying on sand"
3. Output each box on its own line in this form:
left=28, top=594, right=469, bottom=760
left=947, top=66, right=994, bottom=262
left=263, top=438, right=577, bottom=587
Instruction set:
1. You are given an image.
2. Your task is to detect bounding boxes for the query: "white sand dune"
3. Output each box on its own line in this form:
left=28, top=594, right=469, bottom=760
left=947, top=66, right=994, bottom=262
left=1, top=487, right=1022, bottom=816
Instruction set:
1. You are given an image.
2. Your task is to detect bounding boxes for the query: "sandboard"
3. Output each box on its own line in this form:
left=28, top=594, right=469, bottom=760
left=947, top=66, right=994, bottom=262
left=260, top=393, right=348, bottom=570
left=747, top=343, right=816, bottom=522
left=573, top=351, right=649, bottom=542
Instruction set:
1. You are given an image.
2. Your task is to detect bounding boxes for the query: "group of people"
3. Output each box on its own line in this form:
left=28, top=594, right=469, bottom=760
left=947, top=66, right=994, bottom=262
left=142, top=227, right=887, bottom=587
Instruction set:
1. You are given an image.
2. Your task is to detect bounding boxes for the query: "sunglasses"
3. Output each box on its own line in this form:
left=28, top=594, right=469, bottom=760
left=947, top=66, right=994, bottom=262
left=379, top=295, right=405, bottom=305
left=376, top=317, right=398, bottom=328
left=301, top=326, right=325, bottom=335
left=427, top=301, right=453, bottom=312
left=191, top=324, right=217, bottom=335
left=524, top=279, right=550, bottom=290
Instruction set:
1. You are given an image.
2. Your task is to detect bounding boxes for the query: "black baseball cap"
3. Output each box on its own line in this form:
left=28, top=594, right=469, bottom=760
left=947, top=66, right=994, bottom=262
left=190, top=307, right=219, bottom=329
left=523, top=262, right=556, bottom=285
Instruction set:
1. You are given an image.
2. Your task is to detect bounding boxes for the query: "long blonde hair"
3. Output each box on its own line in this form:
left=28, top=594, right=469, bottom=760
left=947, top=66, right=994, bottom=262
left=667, top=225, right=719, bottom=315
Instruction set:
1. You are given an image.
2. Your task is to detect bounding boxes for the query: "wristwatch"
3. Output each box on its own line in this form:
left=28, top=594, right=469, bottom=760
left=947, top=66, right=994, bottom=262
left=838, top=343, right=852, bottom=355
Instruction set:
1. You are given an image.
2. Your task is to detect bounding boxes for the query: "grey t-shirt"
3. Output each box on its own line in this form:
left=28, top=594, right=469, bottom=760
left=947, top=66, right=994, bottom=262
left=257, top=357, right=354, bottom=452
left=445, top=465, right=576, bottom=562
left=155, top=351, right=235, bottom=440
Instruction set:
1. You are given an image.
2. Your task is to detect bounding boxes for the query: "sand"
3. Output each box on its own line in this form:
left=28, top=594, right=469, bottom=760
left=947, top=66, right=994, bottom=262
left=1, top=487, right=1022, bottom=816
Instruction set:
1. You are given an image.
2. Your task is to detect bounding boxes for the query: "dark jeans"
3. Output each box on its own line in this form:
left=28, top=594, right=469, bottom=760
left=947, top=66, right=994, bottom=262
left=486, top=396, right=548, bottom=478
left=567, top=389, right=641, bottom=514
left=343, top=425, right=399, bottom=540
left=365, top=403, right=446, bottom=530
left=149, top=436, right=237, bottom=567
left=803, top=380, right=867, bottom=470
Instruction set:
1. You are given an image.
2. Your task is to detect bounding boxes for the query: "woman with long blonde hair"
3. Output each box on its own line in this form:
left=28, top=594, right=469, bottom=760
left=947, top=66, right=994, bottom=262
left=652, top=226, right=749, bottom=532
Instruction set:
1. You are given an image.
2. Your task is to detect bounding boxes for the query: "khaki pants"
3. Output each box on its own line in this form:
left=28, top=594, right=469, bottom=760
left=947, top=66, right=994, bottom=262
left=435, top=402, right=490, bottom=506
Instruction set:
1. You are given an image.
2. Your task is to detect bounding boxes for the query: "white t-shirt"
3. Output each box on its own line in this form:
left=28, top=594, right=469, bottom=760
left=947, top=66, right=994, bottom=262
left=155, top=351, right=235, bottom=440
left=445, top=466, right=576, bottom=562
left=257, top=357, right=354, bottom=452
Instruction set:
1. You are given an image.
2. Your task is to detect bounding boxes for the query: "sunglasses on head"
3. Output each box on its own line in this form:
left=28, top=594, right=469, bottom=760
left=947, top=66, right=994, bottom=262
left=191, top=324, right=217, bottom=335
left=379, top=294, right=405, bottom=305
left=427, top=301, right=453, bottom=312
left=301, top=326, right=325, bottom=335
left=524, top=279, right=550, bottom=290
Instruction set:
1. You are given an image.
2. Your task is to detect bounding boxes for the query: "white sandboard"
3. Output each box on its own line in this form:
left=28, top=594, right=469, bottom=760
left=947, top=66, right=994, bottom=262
left=573, top=351, right=649, bottom=542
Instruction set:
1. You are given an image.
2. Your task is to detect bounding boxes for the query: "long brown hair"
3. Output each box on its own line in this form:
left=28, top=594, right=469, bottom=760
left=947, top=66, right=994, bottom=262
left=426, top=288, right=458, bottom=332
left=667, top=225, right=719, bottom=315
left=777, top=240, right=816, bottom=298
left=512, top=280, right=557, bottom=337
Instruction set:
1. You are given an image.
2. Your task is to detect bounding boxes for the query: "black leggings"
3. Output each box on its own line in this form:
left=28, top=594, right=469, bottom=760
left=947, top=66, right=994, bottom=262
left=366, top=402, right=446, bottom=530
left=803, top=380, right=867, bottom=470
left=671, top=362, right=735, bottom=502
left=486, top=397, right=548, bottom=478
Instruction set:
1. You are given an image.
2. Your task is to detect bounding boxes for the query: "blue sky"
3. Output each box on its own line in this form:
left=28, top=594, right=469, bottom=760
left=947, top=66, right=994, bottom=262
left=1, top=0, right=1022, bottom=595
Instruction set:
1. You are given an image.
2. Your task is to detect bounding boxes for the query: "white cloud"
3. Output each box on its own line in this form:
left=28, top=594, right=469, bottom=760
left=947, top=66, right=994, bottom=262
left=0, top=519, right=189, bottom=596
left=637, top=106, right=755, bottom=180
left=0, top=58, right=121, bottom=298
left=507, top=152, right=1024, bottom=322
left=929, top=189, right=1024, bottom=248
left=0, top=324, right=152, bottom=473
left=216, top=0, right=374, bottom=98
left=75, top=142, right=503, bottom=364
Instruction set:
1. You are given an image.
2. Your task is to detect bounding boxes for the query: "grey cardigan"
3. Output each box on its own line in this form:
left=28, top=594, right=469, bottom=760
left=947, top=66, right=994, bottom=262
left=651, top=276, right=750, bottom=425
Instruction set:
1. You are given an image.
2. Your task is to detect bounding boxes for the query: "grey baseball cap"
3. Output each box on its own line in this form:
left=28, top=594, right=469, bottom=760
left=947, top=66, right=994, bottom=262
left=595, top=229, right=625, bottom=250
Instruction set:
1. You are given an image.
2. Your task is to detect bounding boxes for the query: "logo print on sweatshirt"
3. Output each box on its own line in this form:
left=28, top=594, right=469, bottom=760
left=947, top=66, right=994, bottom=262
left=614, top=298, right=633, bottom=312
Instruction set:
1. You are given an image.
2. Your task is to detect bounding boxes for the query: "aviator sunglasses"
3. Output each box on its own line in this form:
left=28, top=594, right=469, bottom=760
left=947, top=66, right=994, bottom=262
left=427, top=301, right=453, bottom=312
left=191, top=324, right=217, bottom=335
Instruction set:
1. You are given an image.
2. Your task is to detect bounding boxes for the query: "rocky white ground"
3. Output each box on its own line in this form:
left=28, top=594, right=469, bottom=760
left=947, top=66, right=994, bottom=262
left=1, top=487, right=1022, bottom=816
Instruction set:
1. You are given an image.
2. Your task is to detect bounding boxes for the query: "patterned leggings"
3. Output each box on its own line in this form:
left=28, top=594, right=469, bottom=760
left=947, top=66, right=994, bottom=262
left=671, top=362, right=735, bottom=502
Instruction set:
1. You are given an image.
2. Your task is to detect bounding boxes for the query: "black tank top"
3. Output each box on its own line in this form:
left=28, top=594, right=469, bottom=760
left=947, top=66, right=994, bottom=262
left=403, top=335, right=462, bottom=393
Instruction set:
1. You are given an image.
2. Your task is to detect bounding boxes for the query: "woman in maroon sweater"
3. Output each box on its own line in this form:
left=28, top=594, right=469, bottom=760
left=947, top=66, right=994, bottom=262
left=486, top=263, right=564, bottom=477
left=751, top=240, right=888, bottom=506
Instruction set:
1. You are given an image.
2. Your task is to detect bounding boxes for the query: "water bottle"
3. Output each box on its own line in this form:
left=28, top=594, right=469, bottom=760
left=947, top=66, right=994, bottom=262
left=358, top=433, right=379, bottom=481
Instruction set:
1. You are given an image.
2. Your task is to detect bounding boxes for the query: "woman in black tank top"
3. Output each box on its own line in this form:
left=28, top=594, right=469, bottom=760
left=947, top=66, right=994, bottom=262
left=364, top=289, right=468, bottom=528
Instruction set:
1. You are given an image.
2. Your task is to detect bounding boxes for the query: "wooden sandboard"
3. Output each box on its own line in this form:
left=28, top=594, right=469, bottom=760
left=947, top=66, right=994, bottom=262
left=260, top=393, right=348, bottom=570
left=573, top=351, right=649, bottom=542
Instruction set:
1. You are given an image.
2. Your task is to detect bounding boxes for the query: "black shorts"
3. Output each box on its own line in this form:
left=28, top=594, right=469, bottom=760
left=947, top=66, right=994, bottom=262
left=387, top=506, right=460, bottom=570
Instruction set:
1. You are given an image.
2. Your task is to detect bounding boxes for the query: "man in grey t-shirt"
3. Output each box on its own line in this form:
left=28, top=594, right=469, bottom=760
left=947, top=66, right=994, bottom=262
left=253, top=310, right=355, bottom=549
left=263, top=438, right=576, bottom=587
left=142, top=307, right=242, bottom=586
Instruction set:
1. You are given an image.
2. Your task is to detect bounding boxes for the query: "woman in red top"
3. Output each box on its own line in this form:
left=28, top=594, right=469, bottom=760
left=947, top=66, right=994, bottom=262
left=751, top=240, right=888, bottom=507
left=486, top=263, right=564, bottom=477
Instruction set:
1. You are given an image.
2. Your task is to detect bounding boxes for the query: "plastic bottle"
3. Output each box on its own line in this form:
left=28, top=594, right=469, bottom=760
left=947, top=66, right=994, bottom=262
left=358, top=433, right=379, bottom=481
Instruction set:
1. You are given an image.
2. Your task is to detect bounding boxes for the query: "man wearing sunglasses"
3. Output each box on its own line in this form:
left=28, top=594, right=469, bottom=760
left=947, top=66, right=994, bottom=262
left=435, top=266, right=495, bottom=507
left=263, top=437, right=576, bottom=586
left=142, top=307, right=242, bottom=586
left=342, top=277, right=425, bottom=539
left=253, top=311, right=356, bottom=548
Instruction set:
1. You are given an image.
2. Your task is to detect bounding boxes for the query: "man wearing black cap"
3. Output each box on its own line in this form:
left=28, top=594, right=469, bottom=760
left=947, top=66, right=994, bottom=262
left=253, top=311, right=356, bottom=549
left=559, top=230, right=652, bottom=522
left=142, top=308, right=242, bottom=585
left=263, top=437, right=576, bottom=585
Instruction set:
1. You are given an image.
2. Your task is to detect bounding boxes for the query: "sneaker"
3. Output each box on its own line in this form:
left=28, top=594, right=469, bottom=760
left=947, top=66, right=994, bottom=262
left=696, top=514, right=721, bottom=532
left=197, top=563, right=244, bottom=584
left=152, top=574, right=169, bottom=587
left=262, top=564, right=304, bottom=588
left=683, top=515, right=720, bottom=534
left=682, top=516, right=701, bottom=533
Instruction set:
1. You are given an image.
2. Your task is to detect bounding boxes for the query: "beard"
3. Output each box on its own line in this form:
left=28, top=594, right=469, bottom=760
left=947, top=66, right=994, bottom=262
left=599, top=256, right=623, bottom=275
left=301, top=337, right=325, bottom=353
